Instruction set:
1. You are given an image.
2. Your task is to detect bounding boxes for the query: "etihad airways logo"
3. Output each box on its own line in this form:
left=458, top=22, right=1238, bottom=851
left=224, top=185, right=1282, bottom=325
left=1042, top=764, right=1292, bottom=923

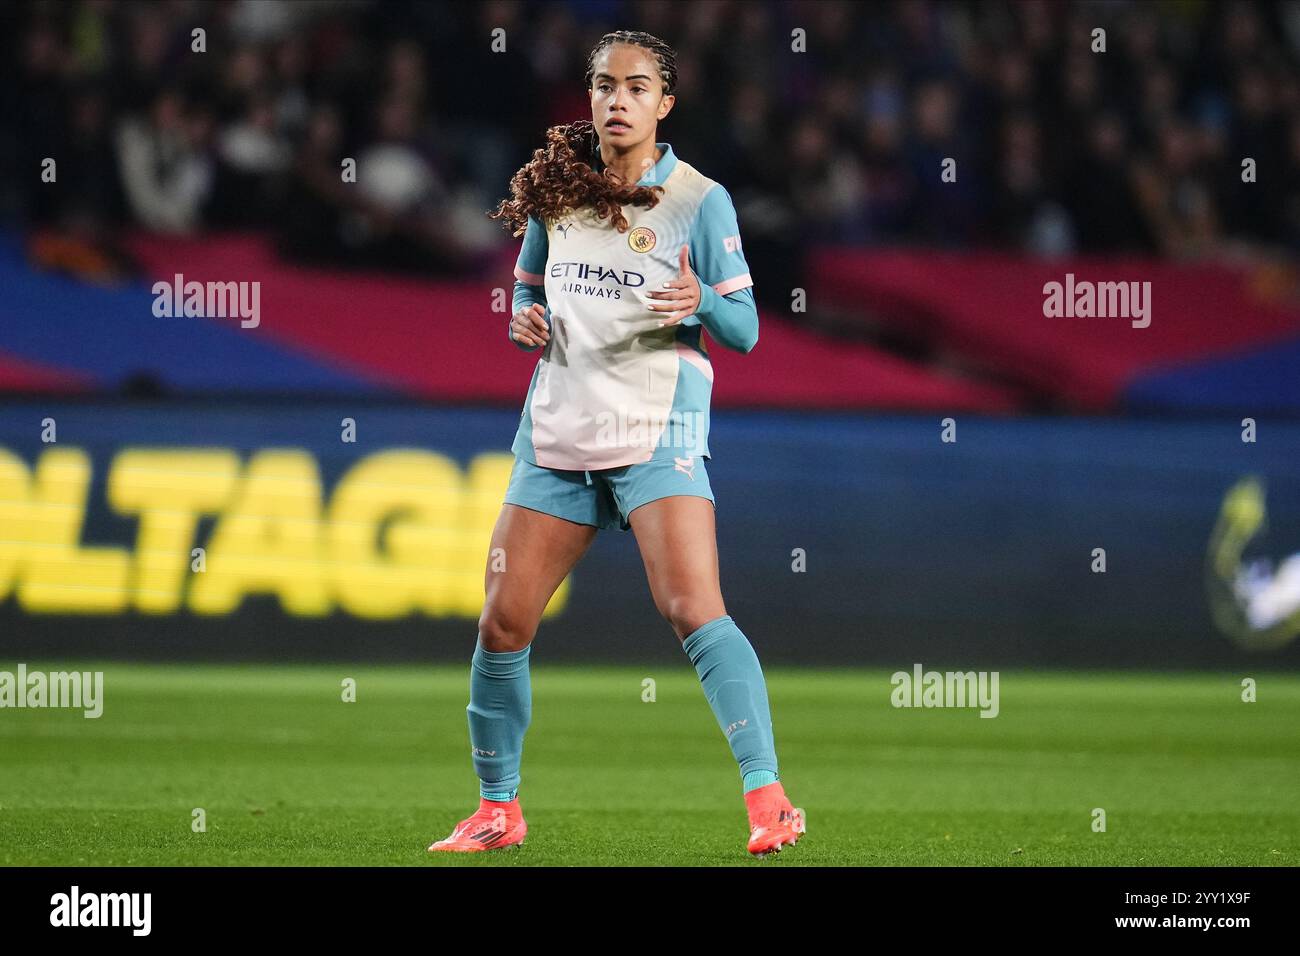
left=549, top=262, right=645, bottom=286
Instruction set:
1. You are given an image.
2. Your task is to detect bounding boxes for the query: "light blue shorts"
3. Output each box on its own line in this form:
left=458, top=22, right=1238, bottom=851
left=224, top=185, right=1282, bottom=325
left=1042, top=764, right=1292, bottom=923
left=502, top=454, right=715, bottom=531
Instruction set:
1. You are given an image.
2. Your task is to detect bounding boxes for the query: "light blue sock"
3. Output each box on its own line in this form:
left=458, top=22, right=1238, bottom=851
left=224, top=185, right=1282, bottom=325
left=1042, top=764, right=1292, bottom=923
left=681, top=615, right=780, bottom=793
left=466, top=639, right=531, bottom=800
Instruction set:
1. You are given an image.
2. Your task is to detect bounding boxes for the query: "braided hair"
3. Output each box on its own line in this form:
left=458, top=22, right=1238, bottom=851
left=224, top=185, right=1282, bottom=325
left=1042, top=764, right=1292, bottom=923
left=583, top=30, right=677, bottom=98
left=489, top=31, right=678, bottom=236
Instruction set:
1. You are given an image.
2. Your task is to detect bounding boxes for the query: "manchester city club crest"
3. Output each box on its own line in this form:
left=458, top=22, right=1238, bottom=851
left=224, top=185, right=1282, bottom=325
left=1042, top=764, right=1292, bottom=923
left=628, top=226, right=656, bottom=253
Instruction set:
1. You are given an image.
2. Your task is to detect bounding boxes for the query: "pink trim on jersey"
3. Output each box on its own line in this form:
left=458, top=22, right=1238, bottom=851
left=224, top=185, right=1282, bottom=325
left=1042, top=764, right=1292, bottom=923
left=717, top=273, right=759, bottom=295
left=675, top=343, right=714, bottom=383
left=712, top=273, right=753, bottom=296
left=515, top=265, right=545, bottom=284
left=534, top=444, right=655, bottom=471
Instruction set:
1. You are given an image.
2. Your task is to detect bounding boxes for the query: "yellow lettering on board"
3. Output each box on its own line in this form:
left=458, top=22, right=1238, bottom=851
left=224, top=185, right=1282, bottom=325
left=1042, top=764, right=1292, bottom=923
left=108, top=448, right=241, bottom=612
left=188, top=450, right=328, bottom=616
left=19, top=449, right=130, bottom=613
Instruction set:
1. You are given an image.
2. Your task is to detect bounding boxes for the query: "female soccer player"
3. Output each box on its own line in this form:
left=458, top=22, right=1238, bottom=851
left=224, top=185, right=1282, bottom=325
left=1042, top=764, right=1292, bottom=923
left=427, top=30, right=804, bottom=857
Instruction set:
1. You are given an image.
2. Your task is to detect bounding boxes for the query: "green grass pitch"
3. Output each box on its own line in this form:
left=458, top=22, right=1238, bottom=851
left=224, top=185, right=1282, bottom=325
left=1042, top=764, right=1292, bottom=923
left=1, top=663, right=1296, bottom=866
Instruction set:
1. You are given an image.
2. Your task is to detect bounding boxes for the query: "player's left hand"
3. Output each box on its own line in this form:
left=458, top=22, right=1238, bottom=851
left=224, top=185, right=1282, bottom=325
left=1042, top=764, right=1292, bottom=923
left=647, top=245, right=701, bottom=327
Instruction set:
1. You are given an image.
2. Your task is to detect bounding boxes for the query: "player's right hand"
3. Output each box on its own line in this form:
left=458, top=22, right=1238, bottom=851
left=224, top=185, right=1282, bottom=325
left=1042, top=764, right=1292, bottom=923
left=511, top=303, right=550, bottom=348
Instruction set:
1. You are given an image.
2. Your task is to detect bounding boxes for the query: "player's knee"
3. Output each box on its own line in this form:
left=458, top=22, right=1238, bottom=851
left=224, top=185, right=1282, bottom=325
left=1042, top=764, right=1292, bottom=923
left=477, top=604, right=535, bottom=653
left=662, top=595, right=724, bottom=641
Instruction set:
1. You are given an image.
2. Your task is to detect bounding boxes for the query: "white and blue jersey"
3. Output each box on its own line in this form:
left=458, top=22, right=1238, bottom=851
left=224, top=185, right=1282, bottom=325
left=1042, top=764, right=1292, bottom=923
left=510, top=142, right=757, bottom=471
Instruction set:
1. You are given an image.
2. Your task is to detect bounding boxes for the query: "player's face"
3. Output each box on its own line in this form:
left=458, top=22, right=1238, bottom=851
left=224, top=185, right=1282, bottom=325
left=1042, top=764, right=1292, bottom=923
left=588, top=44, right=674, bottom=152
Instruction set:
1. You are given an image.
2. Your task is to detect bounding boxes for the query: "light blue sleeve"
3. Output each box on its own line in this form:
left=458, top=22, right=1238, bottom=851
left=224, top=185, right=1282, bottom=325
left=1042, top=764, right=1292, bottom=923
left=686, top=186, right=758, bottom=353
left=510, top=215, right=550, bottom=351
left=510, top=280, right=549, bottom=352
left=514, top=214, right=549, bottom=284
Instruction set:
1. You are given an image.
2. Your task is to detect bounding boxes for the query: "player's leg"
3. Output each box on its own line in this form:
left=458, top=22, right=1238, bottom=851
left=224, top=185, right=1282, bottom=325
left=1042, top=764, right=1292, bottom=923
left=466, top=500, right=595, bottom=795
left=429, top=464, right=598, bottom=852
left=626, top=493, right=726, bottom=639
left=624, top=472, right=804, bottom=854
left=479, top=500, right=598, bottom=653
left=628, top=495, right=775, bottom=781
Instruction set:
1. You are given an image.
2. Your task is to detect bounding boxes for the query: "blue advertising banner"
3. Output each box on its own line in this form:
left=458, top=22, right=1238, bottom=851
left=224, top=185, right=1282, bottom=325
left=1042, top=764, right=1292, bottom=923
left=0, top=400, right=1297, bottom=667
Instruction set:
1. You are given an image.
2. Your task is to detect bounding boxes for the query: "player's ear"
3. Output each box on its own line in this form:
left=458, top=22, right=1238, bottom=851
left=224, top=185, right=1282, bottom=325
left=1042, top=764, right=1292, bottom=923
left=657, top=93, right=675, bottom=121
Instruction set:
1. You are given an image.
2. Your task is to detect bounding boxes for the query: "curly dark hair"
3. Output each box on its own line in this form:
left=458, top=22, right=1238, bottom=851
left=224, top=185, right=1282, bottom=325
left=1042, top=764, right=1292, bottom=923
left=489, top=31, right=678, bottom=236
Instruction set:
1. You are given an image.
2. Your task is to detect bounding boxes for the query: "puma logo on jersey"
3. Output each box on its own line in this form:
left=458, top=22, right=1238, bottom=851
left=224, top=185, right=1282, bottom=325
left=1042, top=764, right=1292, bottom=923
left=555, top=222, right=574, bottom=238
left=674, top=456, right=696, bottom=480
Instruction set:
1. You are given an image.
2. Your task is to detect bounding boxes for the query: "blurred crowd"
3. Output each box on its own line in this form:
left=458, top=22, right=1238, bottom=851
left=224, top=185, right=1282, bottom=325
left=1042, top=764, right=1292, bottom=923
left=2, top=0, right=1298, bottom=288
